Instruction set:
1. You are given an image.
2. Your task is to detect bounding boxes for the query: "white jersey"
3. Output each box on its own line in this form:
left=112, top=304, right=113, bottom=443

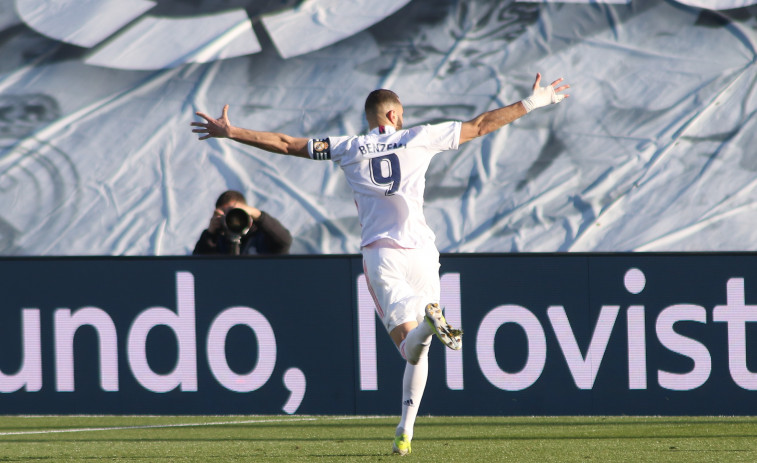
left=308, top=121, right=462, bottom=249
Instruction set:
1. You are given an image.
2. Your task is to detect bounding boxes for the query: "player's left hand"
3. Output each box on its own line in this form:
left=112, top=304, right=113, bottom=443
left=522, top=73, right=570, bottom=113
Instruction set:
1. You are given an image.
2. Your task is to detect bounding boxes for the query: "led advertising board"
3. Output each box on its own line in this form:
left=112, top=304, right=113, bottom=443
left=1, top=254, right=755, bottom=415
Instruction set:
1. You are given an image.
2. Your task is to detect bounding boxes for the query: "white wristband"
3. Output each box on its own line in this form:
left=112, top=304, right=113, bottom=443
left=521, top=98, right=535, bottom=113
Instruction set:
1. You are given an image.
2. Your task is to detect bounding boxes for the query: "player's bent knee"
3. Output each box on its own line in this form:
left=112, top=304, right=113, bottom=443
left=401, top=341, right=429, bottom=365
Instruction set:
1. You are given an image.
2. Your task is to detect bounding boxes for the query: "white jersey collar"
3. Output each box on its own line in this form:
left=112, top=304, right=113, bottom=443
left=370, top=125, right=397, bottom=136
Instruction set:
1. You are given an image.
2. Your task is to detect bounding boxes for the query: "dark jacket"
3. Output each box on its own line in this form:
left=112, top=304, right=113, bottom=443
left=192, top=211, right=292, bottom=255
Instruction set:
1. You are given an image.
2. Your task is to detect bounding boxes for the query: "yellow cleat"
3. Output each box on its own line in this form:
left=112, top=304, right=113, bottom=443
left=392, top=433, right=411, bottom=456
left=424, top=303, right=462, bottom=350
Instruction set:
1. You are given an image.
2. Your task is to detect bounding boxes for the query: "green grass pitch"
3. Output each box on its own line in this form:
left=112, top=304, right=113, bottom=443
left=0, top=415, right=755, bottom=462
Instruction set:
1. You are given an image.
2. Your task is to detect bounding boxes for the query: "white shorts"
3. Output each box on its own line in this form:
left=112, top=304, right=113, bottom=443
left=361, top=239, right=441, bottom=333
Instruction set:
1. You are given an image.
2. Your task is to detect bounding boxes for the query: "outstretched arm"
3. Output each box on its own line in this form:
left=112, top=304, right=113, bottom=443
left=459, top=73, right=570, bottom=145
left=191, top=104, right=310, bottom=158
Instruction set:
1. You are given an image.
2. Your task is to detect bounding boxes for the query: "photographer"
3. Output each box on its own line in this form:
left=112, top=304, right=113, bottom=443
left=192, top=190, right=292, bottom=255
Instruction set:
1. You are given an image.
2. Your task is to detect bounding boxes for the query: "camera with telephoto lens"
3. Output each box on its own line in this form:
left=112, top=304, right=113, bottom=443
left=223, top=208, right=252, bottom=255
left=224, top=208, right=252, bottom=236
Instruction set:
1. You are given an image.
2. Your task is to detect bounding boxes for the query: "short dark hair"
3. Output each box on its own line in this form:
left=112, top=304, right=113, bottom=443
left=364, top=89, right=400, bottom=116
left=215, top=190, right=246, bottom=208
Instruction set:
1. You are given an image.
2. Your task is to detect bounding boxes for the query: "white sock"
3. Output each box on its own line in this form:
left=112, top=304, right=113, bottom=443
left=400, top=322, right=433, bottom=365
left=396, top=355, right=428, bottom=440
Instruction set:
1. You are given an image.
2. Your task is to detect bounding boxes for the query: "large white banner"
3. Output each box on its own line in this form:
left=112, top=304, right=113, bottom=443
left=1, top=0, right=756, bottom=255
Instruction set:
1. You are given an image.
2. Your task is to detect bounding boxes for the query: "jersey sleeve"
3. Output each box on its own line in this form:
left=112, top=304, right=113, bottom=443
left=424, top=121, right=462, bottom=152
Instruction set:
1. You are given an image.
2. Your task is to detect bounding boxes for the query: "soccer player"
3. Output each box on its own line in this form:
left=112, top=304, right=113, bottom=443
left=191, top=73, right=569, bottom=455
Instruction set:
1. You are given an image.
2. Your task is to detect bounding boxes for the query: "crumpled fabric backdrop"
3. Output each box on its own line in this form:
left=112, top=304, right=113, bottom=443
left=1, top=0, right=756, bottom=255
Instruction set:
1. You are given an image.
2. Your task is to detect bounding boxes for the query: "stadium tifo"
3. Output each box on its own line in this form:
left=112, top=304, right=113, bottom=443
left=2, top=270, right=757, bottom=394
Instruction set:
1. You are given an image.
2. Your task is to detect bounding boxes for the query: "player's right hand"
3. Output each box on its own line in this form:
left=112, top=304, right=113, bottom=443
left=192, top=104, right=233, bottom=140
